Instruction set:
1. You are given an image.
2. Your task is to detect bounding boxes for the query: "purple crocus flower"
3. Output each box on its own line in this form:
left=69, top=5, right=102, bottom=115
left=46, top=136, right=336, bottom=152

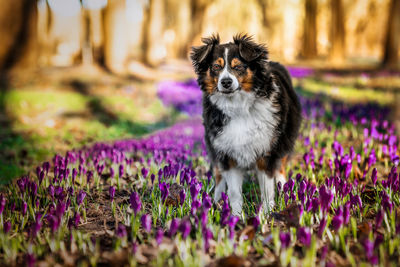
left=109, top=167, right=115, bottom=178
left=132, top=242, right=138, bottom=254
left=319, top=185, right=334, bottom=213
left=73, top=212, right=81, bottom=227
left=371, top=168, right=378, bottom=186
left=200, top=209, right=208, bottom=227
left=331, top=212, right=343, bottom=231
left=220, top=203, right=231, bottom=227
left=374, top=234, right=383, bottom=250
left=362, top=239, right=374, bottom=260
left=118, top=164, right=124, bottom=178
left=31, top=220, right=42, bottom=238
left=48, top=215, right=60, bottom=232
left=253, top=216, right=260, bottom=230
left=76, top=190, right=86, bottom=205
left=179, top=189, right=186, bottom=206
left=190, top=182, right=201, bottom=200
left=228, top=216, right=239, bottom=240
left=43, top=161, right=50, bottom=175
left=109, top=186, right=116, bottom=202
left=297, top=227, right=311, bottom=246
left=318, top=217, right=327, bottom=238
left=55, top=201, right=66, bottom=218
left=350, top=194, right=362, bottom=210
left=155, top=229, right=164, bottom=245
left=150, top=174, right=155, bottom=184
left=179, top=219, right=191, bottom=240
left=29, top=182, right=38, bottom=198
left=17, top=177, right=27, bottom=194
left=202, top=193, right=212, bottom=211
left=87, top=171, right=93, bottom=184
left=159, top=182, right=170, bottom=203
left=130, top=191, right=142, bottom=216
left=72, top=168, right=78, bottom=182
left=169, top=218, right=180, bottom=237
left=0, top=195, right=6, bottom=215
left=48, top=185, right=55, bottom=199
left=140, top=214, right=152, bottom=233
left=203, top=227, right=213, bottom=252
left=116, top=224, right=127, bottom=238
left=25, top=253, right=36, bottom=267
left=3, top=221, right=11, bottom=233
left=191, top=199, right=201, bottom=214
left=343, top=202, right=351, bottom=225
left=22, top=201, right=27, bottom=216
left=36, top=166, right=41, bottom=180
left=280, top=232, right=291, bottom=249
left=141, top=167, right=149, bottom=178
left=375, top=208, right=384, bottom=229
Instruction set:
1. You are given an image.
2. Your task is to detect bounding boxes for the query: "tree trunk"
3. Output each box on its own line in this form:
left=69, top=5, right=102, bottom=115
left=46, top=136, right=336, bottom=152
left=256, top=0, right=272, bottom=41
left=382, top=0, right=400, bottom=69
left=329, top=0, right=346, bottom=63
left=301, top=0, right=317, bottom=59
left=102, top=0, right=128, bottom=73
left=37, top=0, right=53, bottom=67
left=0, top=0, right=38, bottom=73
left=81, top=8, right=93, bottom=66
left=174, top=0, right=191, bottom=58
left=188, top=0, right=209, bottom=45
left=141, top=0, right=164, bottom=66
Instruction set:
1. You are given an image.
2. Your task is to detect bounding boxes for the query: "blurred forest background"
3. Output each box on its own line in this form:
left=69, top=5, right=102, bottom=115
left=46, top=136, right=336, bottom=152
left=0, top=0, right=399, bottom=182
left=1, top=0, right=400, bottom=76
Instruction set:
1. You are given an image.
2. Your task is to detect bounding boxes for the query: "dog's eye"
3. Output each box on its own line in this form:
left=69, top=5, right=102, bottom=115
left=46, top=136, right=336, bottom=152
left=233, top=65, right=245, bottom=72
left=212, top=64, right=222, bottom=71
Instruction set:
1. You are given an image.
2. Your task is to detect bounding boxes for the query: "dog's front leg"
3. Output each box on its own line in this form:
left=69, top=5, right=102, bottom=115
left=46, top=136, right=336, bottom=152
left=256, top=169, right=276, bottom=213
left=222, top=168, right=244, bottom=216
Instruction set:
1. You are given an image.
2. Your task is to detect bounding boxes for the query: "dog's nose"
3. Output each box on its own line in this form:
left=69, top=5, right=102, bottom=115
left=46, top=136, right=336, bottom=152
left=221, top=78, right=232, bottom=89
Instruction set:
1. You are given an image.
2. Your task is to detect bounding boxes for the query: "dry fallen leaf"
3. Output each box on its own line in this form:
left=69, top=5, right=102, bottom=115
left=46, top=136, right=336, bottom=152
left=238, top=226, right=256, bottom=242
left=271, top=203, right=301, bottom=227
left=209, top=254, right=252, bottom=267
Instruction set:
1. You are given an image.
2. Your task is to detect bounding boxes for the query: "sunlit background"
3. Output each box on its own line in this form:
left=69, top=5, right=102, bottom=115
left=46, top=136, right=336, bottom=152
left=31, top=0, right=398, bottom=71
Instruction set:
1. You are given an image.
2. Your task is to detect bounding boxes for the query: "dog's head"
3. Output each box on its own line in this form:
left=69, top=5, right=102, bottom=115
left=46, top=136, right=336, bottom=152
left=190, top=34, right=268, bottom=95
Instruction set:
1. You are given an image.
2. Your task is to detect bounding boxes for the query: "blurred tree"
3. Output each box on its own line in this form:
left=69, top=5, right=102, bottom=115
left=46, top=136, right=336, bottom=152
left=37, top=0, right=53, bottom=66
left=164, top=0, right=191, bottom=59
left=382, top=0, right=400, bottom=69
left=188, top=0, right=210, bottom=45
left=0, top=0, right=38, bottom=73
left=301, top=0, right=317, bottom=59
left=329, top=0, right=346, bottom=63
left=141, top=0, right=164, bottom=66
left=103, top=0, right=129, bottom=73
left=81, top=3, right=94, bottom=65
left=256, top=0, right=275, bottom=43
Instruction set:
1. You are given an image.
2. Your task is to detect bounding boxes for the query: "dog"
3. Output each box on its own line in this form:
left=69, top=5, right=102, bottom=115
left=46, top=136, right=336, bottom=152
left=190, top=34, right=302, bottom=216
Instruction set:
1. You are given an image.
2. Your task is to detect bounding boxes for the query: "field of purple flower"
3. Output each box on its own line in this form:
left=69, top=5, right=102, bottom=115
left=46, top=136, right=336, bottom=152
left=1, top=74, right=400, bottom=266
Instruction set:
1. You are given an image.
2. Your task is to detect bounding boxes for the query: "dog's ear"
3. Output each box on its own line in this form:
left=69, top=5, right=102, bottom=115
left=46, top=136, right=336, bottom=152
left=190, top=34, right=220, bottom=73
left=233, top=34, right=268, bottom=62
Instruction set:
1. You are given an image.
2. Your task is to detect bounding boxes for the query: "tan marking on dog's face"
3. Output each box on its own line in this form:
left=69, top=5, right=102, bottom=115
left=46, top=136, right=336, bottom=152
left=231, top=58, right=241, bottom=68
left=215, top=57, right=224, bottom=68
left=237, top=69, right=254, bottom=92
left=204, top=69, right=218, bottom=94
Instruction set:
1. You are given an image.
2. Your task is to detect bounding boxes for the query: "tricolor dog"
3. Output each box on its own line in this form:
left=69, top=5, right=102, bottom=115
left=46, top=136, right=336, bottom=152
left=190, top=34, right=302, bottom=215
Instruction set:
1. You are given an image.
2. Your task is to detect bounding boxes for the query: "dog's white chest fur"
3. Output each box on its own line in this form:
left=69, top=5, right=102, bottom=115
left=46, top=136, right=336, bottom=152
left=210, top=91, right=279, bottom=168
